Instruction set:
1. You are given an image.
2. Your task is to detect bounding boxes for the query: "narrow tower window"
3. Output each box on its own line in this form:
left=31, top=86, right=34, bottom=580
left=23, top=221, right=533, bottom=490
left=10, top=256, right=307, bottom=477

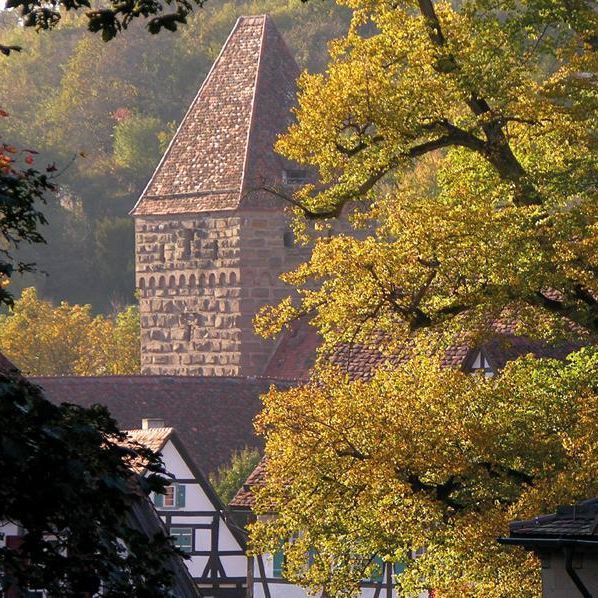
left=467, top=351, right=495, bottom=377
left=282, top=169, right=308, bottom=185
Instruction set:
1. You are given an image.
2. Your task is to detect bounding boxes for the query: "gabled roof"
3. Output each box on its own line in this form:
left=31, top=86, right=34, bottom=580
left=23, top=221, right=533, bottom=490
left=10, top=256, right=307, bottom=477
left=126, top=426, right=248, bottom=549
left=30, top=375, right=293, bottom=475
left=131, top=15, right=300, bottom=216
left=126, top=427, right=174, bottom=455
left=229, top=457, right=267, bottom=510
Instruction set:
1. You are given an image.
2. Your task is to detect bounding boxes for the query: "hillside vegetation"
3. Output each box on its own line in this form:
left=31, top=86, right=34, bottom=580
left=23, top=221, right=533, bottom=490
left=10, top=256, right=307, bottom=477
left=0, top=1, right=350, bottom=311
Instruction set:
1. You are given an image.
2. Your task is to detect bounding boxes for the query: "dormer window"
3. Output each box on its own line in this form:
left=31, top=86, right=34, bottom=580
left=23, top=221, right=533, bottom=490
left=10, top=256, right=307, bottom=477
left=282, top=169, right=308, bottom=185
left=468, top=351, right=495, bottom=377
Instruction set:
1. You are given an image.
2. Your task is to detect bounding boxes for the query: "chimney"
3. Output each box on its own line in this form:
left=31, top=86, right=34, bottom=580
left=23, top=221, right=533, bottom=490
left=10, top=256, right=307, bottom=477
left=142, top=418, right=165, bottom=430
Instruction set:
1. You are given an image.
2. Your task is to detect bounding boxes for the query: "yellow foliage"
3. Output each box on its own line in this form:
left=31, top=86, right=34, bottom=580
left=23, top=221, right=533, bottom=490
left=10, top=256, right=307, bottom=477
left=251, top=350, right=598, bottom=596
left=256, top=0, right=597, bottom=350
left=0, top=287, right=140, bottom=375
left=250, top=0, right=597, bottom=594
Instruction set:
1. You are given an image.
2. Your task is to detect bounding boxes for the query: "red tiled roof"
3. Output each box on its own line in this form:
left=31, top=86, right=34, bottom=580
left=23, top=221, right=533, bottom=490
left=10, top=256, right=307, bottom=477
left=131, top=15, right=301, bottom=216
left=126, top=427, right=174, bottom=455
left=266, top=318, right=584, bottom=381
left=263, top=319, right=319, bottom=380
left=30, top=375, right=293, bottom=475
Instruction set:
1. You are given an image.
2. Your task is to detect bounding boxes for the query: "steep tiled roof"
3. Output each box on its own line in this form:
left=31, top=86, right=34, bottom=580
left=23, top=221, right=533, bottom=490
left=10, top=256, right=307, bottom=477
left=30, top=375, right=293, bottom=475
left=126, top=427, right=174, bottom=455
left=132, top=15, right=300, bottom=216
left=263, top=319, right=319, bottom=380
left=503, top=498, right=598, bottom=545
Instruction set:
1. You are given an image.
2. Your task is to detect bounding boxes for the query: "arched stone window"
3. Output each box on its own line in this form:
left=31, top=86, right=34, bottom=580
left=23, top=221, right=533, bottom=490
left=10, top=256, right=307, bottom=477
left=229, top=272, right=237, bottom=285
left=158, top=276, right=166, bottom=289
left=219, top=272, right=227, bottom=286
left=189, top=274, right=197, bottom=288
left=209, top=273, right=216, bottom=287
left=168, top=275, right=176, bottom=289
left=179, top=274, right=187, bottom=287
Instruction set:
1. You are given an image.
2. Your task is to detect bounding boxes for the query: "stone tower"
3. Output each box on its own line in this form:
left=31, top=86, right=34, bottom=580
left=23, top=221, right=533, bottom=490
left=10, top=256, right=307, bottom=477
left=131, top=15, right=309, bottom=376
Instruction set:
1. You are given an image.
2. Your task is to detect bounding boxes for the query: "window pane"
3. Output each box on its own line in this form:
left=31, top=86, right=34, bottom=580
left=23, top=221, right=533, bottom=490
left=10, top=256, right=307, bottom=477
left=164, top=485, right=176, bottom=508
left=272, top=549, right=284, bottom=577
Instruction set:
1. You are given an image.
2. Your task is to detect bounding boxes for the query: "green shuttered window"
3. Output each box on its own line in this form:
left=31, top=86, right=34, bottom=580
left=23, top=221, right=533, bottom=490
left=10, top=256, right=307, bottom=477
left=153, top=483, right=186, bottom=509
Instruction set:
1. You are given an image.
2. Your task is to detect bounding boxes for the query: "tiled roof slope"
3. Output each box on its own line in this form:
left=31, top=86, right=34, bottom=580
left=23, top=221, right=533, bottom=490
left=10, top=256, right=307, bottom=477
left=30, top=375, right=292, bottom=475
left=132, top=15, right=300, bottom=216
left=229, top=456, right=267, bottom=509
left=507, top=498, right=598, bottom=541
left=265, top=319, right=583, bottom=381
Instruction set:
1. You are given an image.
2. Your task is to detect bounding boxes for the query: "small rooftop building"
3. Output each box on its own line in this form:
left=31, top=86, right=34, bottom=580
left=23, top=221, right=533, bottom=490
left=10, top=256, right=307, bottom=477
left=499, top=498, right=598, bottom=597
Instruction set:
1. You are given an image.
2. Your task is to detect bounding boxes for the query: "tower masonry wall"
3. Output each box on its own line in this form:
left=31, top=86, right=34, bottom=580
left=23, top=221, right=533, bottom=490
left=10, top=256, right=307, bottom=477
left=135, top=209, right=308, bottom=376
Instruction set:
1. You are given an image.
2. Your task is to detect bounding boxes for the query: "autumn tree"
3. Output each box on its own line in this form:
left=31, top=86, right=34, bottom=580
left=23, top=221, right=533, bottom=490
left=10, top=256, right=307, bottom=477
left=209, top=446, right=261, bottom=504
left=249, top=0, right=597, bottom=595
left=0, top=287, right=140, bottom=375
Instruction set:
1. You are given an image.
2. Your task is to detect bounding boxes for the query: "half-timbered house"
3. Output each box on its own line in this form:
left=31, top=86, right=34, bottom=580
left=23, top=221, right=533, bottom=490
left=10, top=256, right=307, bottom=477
left=126, top=421, right=248, bottom=596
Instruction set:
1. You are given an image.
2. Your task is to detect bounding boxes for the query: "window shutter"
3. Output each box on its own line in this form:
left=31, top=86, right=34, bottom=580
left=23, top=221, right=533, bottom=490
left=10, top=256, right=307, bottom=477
left=176, top=484, right=186, bottom=508
left=370, top=556, right=384, bottom=582
left=153, top=492, right=164, bottom=508
left=272, top=550, right=284, bottom=578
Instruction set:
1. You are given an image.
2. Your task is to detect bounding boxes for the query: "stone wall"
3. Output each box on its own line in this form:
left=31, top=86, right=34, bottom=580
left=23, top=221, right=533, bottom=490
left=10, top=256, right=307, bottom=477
left=135, top=210, right=308, bottom=376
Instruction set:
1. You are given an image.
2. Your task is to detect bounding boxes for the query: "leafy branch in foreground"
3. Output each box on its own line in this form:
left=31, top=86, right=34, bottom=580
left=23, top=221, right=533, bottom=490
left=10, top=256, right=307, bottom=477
left=256, top=0, right=597, bottom=347
left=0, top=118, right=56, bottom=307
left=0, top=367, right=182, bottom=596
left=2, top=0, right=204, bottom=47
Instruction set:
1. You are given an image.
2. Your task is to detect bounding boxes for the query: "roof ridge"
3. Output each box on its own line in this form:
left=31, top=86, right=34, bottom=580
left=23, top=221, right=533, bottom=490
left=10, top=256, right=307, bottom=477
left=238, top=15, right=266, bottom=209
left=29, top=374, right=300, bottom=382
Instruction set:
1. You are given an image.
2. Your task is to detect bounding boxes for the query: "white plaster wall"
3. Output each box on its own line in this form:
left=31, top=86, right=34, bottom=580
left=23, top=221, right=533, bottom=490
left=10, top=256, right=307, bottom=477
left=150, top=438, right=247, bottom=583
left=0, top=521, right=19, bottom=547
left=161, top=440, right=193, bottom=478
left=187, top=555, right=210, bottom=578
left=542, top=551, right=598, bottom=597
